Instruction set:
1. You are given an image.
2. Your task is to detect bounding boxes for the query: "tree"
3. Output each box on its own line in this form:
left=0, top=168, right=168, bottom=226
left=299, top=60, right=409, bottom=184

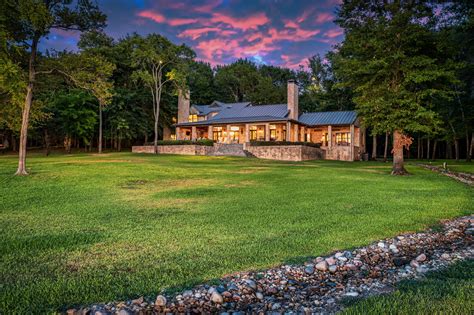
left=1, top=0, right=106, bottom=175
left=54, top=52, right=115, bottom=153
left=334, top=0, right=456, bottom=174
left=131, top=34, right=194, bottom=153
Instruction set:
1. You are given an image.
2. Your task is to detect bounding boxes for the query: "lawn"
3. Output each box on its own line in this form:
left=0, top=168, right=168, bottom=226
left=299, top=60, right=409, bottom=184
left=408, top=159, right=474, bottom=174
left=342, top=259, right=474, bottom=315
left=0, top=153, right=472, bottom=314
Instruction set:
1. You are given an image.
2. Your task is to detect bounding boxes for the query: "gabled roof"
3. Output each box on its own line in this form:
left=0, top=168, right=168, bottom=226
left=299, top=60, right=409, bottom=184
left=298, top=111, right=357, bottom=126
left=192, top=102, right=250, bottom=115
left=212, top=104, right=288, bottom=120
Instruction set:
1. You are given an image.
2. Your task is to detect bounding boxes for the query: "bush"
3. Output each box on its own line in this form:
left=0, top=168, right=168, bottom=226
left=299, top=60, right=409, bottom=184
left=249, top=141, right=321, bottom=148
left=145, top=139, right=215, bottom=146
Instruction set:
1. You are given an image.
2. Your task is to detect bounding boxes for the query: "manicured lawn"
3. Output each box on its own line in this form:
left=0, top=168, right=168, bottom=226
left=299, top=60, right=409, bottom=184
left=0, top=153, right=472, bottom=313
left=342, top=259, right=474, bottom=315
left=408, top=159, right=474, bottom=174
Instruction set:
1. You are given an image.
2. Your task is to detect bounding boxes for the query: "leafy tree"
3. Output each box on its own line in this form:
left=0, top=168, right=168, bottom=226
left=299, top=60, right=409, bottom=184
left=334, top=0, right=457, bottom=174
left=131, top=34, right=194, bottom=153
left=188, top=61, right=216, bottom=104
left=1, top=0, right=106, bottom=175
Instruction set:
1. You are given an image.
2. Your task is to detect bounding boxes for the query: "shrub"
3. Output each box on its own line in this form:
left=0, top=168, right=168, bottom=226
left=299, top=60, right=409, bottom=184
left=249, top=141, right=321, bottom=148
left=146, top=139, right=215, bottom=146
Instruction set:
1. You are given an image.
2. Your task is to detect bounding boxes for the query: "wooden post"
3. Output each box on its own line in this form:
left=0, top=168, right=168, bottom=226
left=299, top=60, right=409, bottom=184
left=265, top=123, right=270, bottom=141
left=294, top=124, right=299, bottom=142
left=300, top=126, right=305, bottom=142
left=226, top=125, right=231, bottom=144
left=245, top=124, right=250, bottom=143
left=350, top=124, right=355, bottom=161
left=286, top=122, right=291, bottom=141
left=328, top=125, right=332, bottom=148
left=208, top=126, right=213, bottom=140
left=176, top=127, right=181, bottom=140
left=191, top=126, right=197, bottom=141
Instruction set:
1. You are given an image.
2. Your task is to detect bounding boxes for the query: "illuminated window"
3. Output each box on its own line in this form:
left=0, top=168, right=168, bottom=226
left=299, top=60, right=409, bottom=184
left=250, top=126, right=257, bottom=140
left=321, top=133, right=328, bottom=146
left=335, top=132, right=351, bottom=146
left=188, top=114, right=198, bottom=122
left=213, top=126, right=223, bottom=141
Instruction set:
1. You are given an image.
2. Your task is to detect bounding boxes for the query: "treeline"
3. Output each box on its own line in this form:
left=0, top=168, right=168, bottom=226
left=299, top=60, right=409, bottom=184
left=1, top=1, right=473, bottom=176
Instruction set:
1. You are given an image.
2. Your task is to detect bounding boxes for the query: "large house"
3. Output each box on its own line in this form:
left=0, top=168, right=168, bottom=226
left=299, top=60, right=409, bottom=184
left=174, top=80, right=366, bottom=161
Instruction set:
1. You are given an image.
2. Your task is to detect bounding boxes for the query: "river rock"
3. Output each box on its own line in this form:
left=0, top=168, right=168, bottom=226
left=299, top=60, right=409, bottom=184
left=316, top=261, right=329, bottom=272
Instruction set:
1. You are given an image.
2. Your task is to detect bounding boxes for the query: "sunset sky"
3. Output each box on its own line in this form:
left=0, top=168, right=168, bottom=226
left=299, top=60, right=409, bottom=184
left=41, top=0, right=343, bottom=69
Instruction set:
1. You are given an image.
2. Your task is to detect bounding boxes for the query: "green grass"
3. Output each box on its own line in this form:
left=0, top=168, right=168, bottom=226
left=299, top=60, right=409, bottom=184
left=342, top=259, right=474, bottom=315
left=0, top=153, right=472, bottom=314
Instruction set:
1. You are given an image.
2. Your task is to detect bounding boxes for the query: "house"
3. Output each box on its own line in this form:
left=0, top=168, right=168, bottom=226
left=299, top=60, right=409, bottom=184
left=174, top=80, right=366, bottom=161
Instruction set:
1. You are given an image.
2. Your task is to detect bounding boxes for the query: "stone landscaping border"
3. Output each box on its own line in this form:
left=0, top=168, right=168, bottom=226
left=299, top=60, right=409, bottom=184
left=67, top=215, right=473, bottom=315
left=417, top=163, right=474, bottom=186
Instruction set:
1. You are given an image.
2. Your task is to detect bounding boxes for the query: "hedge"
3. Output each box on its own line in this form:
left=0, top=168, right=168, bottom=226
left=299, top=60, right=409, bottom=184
left=249, top=141, right=321, bottom=148
left=145, top=139, right=215, bottom=146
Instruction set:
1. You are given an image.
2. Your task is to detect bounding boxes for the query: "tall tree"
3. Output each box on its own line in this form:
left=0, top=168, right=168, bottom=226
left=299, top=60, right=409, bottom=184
left=131, top=34, right=194, bottom=153
left=1, top=0, right=106, bottom=175
left=334, top=0, right=456, bottom=174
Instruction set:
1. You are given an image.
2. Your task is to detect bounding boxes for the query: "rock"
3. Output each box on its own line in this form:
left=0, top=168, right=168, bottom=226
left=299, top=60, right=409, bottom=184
left=416, top=265, right=429, bottom=273
left=329, top=265, right=337, bottom=273
left=344, top=263, right=357, bottom=271
left=326, top=298, right=335, bottom=304
left=155, top=295, right=167, bottom=307
left=256, top=292, right=264, bottom=300
left=389, top=244, right=397, bottom=250
left=335, top=252, right=343, bottom=258
left=441, top=253, right=450, bottom=260
left=410, top=260, right=420, bottom=268
left=211, top=292, right=223, bottom=304
left=67, top=309, right=77, bottom=315
left=208, top=287, right=217, bottom=294
left=272, top=303, right=281, bottom=310
left=325, top=257, right=337, bottom=265
left=466, top=228, right=474, bottom=235
left=345, top=292, right=359, bottom=297
left=316, top=261, right=329, bottom=272
left=182, top=290, right=193, bottom=298
left=338, top=256, right=348, bottom=262
left=131, top=297, right=143, bottom=305
left=304, top=266, right=315, bottom=274
left=245, top=279, right=257, bottom=290
left=117, top=310, right=132, bottom=315
left=416, top=254, right=427, bottom=262
left=377, top=242, right=385, bottom=248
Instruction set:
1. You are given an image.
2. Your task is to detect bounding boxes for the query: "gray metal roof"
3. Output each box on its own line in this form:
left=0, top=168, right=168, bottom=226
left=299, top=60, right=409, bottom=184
left=298, top=111, right=357, bottom=126
left=212, top=104, right=288, bottom=120
left=192, top=102, right=250, bottom=116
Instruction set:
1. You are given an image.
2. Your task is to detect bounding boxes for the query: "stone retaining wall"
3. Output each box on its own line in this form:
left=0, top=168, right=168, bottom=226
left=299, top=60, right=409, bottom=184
left=244, top=144, right=324, bottom=161
left=132, top=145, right=214, bottom=156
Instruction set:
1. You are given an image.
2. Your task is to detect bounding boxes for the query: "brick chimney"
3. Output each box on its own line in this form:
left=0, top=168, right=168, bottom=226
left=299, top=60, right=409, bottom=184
left=287, top=80, right=298, bottom=120
left=177, top=89, right=190, bottom=123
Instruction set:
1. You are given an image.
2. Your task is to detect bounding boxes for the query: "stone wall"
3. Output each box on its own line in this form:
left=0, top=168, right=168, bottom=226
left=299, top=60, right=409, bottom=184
left=132, top=145, right=214, bottom=156
left=324, top=146, right=360, bottom=161
left=244, top=144, right=324, bottom=161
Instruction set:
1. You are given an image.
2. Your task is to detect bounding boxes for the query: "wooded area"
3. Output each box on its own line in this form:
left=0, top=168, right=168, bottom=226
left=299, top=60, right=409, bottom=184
left=1, top=1, right=473, bottom=175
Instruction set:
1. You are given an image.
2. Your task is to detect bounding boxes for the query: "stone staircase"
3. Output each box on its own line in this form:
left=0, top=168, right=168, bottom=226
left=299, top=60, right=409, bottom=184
left=212, top=143, right=249, bottom=157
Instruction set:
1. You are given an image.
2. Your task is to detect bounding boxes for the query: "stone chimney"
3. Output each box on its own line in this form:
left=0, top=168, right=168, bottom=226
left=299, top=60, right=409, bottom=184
left=177, top=89, right=190, bottom=123
left=287, top=80, right=298, bottom=120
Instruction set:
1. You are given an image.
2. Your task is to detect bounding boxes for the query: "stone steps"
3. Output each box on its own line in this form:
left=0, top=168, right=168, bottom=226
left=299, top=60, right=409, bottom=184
left=212, top=144, right=248, bottom=157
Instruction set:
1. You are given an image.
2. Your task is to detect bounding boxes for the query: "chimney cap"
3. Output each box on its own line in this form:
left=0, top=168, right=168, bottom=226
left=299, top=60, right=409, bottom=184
left=287, top=79, right=297, bottom=84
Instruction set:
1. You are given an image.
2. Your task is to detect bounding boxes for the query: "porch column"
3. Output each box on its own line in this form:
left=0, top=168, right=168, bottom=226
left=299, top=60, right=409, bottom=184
left=294, top=124, right=299, bottom=142
left=208, top=125, right=213, bottom=140
left=286, top=122, right=291, bottom=141
left=191, top=126, right=197, bottom=141
left=265, top=123, right=270, bottom=141
left=226, top=124, right=231, bottom=143
left=245, top=124, right=250, bottom=142
left=328, top=125, right=333, bottom=148
left=301, top=126, right=305, bottom=142
left=350, top=124, right=355, bottom=161
left=176, top=127, right=181, bottom=140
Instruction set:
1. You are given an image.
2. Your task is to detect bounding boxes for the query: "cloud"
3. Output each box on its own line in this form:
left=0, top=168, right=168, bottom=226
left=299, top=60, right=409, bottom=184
left=315, top=12, right=334, bottom=24
left=324, top=27, right=343, bottom=38
left=280, top=54, right=309, bottom=69
left=178, top=27, right=236, bottom=40
left=210, top=12, right=269, bottom=31
left=137, top=10, right=166, bottom=23
left=167, top=18, right=199, bottom=26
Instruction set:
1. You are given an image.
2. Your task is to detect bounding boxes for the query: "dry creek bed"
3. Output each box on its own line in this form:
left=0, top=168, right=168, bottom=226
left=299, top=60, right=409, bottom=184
left=67, top=215, right=474, bottom=315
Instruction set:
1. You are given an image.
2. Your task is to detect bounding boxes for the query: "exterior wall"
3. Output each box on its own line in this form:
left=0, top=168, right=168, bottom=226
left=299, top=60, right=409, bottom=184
left=245, top=144, right=324, bottom=161
left=132, top=145, right=214, bottom=155
left=177, top=90, right=190, bottom=124
left=324, top=146, right=354, bottom=161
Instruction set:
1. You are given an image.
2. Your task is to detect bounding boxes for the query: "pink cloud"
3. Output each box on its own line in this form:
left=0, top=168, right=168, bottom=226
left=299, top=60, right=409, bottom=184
left=167, top=18, right=199, bottom=26
left=315, top=12, right=334, bottom=24
left=178, top=27, right=236, bottom=40
left=193, top=0, right=223, bottom=13
left=210, top=12, right=269, bottom=31
left=324, top=27, right=343, bottom=38
left=137, top=10, right=166, bottom=24
left=281, top=54, right=308, bottom=69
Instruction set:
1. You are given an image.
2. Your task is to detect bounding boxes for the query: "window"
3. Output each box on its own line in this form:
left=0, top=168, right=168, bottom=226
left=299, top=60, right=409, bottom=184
left=250, top=126, right=257, bottom=141
left=335, top=132, right=351, bottom=146
left=188, top=114, right=198, bottom=122
left=269, top=125, right=277, bottom=141
left=213, top=126, right=222, bottom=141
left=321, top=133, right=328, bottom=146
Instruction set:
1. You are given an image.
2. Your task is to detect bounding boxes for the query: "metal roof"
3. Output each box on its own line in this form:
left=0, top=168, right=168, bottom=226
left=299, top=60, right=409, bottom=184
left=192, top=102, right=250, bottom=115
left=212, top=104, right=288, bottom=120
left=298, top=111, right=357, bottom=126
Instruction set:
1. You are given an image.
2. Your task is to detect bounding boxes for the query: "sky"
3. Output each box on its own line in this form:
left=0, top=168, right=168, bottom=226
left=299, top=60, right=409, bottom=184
left=41, top=0, right=344, bottom=69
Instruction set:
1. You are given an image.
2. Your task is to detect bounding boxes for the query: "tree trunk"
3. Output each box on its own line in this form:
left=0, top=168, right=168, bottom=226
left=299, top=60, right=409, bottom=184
left=454, top=139, right=459, bottom=161
left=383, top=131, right=389, bottom=162
left=64, top=136, right=72, bottom=154
left=44, top=128, right=50, bottom=156
left=470, top=132, right=474, bottom=162
left=432, top=140, right=437, bottom=161
left=391, top=130, right=408, bottom=175
left=98, top=102, right=103, bottom=154
left=417, top=137, right=421, bottom=159
left=16, top=35, right=40, bottom=175
left=371, top=134, right=377, bottom=160
left=118, top=130, right=122, bottom=152
left=420, top=138, right=424, bottom=160
left=467, top=132, right=472, bottom=162
left=426, top=138, right=430, bottom=161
